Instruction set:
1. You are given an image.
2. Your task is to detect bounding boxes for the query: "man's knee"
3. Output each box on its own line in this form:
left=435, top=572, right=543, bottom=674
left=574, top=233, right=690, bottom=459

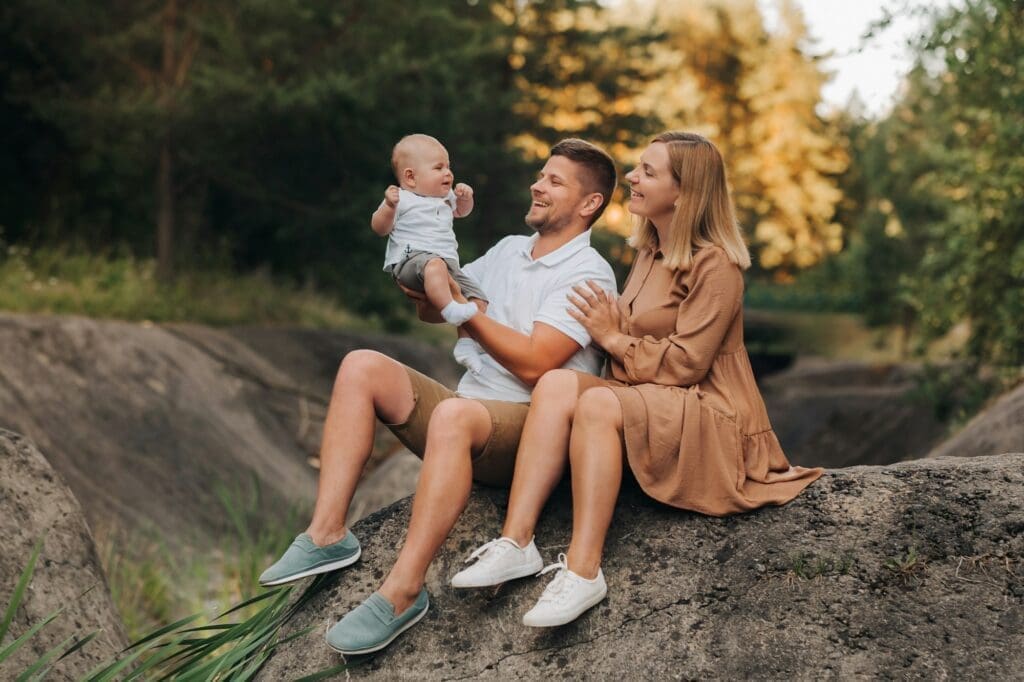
left=575, top=387, right=622, bottom=427
left=336, top=349, right=392, bottom=388
left=426, top=398, right=489, bottom=446
left=533, top=369, right=579, bottom=405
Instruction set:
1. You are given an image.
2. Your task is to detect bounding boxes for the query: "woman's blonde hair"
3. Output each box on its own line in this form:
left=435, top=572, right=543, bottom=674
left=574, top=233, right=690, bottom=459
left=628, top=131, right=751, bottom=271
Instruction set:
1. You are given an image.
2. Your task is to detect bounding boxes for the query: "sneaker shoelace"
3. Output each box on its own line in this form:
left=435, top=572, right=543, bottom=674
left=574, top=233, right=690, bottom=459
left=535, top=553, right=578, bottom=605
left=465, top=537, right=516, bottom=567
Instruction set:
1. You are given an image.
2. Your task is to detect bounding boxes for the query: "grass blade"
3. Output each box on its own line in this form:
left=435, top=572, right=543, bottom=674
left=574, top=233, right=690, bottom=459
left=15, top=632, right=83, bottom=682
left=214, top=586, right=287, bottom=620
left=0, top=612, right=61, bottom=665
left=0, top=540, right=43, bottom=644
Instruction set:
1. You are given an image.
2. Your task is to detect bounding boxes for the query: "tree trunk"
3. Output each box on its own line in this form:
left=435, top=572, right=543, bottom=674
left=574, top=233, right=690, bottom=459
left=156, top=139, right=174, bottom=281
left=156, top=0, right=178, bottom=282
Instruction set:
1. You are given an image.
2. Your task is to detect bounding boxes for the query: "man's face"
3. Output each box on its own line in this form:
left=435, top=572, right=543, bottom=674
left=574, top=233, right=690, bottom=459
left=525, top=155, right=589, bottom=234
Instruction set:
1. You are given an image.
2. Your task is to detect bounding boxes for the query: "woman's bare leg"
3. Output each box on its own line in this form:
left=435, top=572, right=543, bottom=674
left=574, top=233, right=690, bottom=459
left=378, top=397, right=493, bottom=614
left=500, top=369, right=580, bottom=547
left=564, top=387, right=625, bottom=579
left=305, top=350, right=416, bottom=546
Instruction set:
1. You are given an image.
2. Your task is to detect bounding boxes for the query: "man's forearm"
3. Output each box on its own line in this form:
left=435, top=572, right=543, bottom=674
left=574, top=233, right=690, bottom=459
left=461, top=314, right=548, bottom=385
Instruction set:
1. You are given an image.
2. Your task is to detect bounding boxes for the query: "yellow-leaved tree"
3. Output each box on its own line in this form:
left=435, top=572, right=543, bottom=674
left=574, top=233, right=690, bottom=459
left=610, top=0, right=848, bottom=272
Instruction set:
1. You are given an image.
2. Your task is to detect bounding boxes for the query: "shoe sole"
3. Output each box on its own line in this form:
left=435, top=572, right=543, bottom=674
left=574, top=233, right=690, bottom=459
left=325, top=603, right=429, bottom=656
left=450, top=560, right=544, bottom=589
left=259, top=546, right=362, bottom=586
left=522, top=586, right=607, bottom=628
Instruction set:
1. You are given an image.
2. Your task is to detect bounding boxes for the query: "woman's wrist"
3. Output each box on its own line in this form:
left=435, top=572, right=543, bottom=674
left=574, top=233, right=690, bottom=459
left=600, top=331, right=631, bottom=359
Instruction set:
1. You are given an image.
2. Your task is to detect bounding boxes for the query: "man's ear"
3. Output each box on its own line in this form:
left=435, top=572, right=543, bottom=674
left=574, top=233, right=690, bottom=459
left=579, top=192, right=604, bottom=218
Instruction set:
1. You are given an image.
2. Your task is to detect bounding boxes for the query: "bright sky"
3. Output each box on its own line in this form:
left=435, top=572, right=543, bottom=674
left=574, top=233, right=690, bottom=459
left=762, top=0, right=955, bottom=117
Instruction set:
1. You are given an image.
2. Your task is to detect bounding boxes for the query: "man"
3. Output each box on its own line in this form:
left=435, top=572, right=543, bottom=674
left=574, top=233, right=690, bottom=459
left=259, top=139, right=618, bottom=655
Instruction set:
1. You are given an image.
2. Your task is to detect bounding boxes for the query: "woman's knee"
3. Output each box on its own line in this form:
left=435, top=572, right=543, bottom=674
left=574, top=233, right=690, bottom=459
left=574, top=387, right=623, bottom=429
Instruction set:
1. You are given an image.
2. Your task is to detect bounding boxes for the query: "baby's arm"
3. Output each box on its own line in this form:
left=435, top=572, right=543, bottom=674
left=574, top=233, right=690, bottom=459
left=371, top=185, right=401, bottom=235
left=453, top=183, right=474, bottom=218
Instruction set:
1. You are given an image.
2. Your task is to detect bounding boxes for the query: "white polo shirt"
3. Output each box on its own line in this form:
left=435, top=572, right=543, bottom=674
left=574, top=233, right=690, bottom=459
left=456, top=230, right=617, bottom=403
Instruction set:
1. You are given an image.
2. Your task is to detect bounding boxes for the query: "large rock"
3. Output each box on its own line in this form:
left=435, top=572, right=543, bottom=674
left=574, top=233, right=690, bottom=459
left=261, top=453, right=1024, bottom=680
left=762, top=358, right=948, bottom=468
left=0, top=430, right=129, bottom=680
left=0, top=313, right=458, bottom=545
left=928, top=382, right=1024, bottom=459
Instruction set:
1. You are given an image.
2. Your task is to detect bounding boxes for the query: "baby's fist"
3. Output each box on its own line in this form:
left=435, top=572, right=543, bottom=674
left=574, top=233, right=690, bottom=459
left=384, top=185, right=400, bottom=208
left=454, top=183, right=473, bottom=199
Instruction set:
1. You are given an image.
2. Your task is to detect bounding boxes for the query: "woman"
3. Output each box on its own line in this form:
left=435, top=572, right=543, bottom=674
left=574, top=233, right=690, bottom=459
left=450, top=131, right=824, bottom=626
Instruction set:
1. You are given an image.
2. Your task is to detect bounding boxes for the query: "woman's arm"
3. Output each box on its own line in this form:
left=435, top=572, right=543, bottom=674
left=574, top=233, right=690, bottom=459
left=570, top=250, right=743, bottom=387
left=621, top=254, right=742, bottom=386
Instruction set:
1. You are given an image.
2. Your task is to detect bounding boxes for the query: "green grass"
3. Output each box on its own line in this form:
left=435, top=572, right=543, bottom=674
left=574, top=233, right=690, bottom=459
left=7, top=484, right=344, bottom=679
left=0, top=245, right=372, bottom=329
left=785, top=551, right=855, bottom=580
left=96, top=481, right=308, bottom=643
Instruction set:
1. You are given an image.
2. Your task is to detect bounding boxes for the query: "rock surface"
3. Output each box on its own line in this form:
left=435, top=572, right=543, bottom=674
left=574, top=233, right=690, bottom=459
left=260, top=453, right=1024, bottom=680
left=928, top=382, right=1024, bottom=459
left=762, top=358, right=948, bottom=468
left=0, top=430, right=129, bottom=680
left=0, top=313, right=458, bottom=544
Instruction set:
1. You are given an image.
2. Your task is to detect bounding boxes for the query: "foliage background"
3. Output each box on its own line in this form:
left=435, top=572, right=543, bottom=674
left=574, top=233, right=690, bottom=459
left=1, top=0, right=1020, bottom=362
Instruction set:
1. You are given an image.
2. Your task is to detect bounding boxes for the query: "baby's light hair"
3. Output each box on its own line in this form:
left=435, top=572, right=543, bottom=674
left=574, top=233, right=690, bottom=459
left=391, top=134, right=445, bottom=181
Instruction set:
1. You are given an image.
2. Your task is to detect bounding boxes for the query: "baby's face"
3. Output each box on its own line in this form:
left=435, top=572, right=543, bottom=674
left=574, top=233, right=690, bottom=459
left=403, top=143, right=454, bottom=198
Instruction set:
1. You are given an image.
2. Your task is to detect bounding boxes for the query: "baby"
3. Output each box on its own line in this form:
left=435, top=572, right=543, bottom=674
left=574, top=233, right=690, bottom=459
left=371, top=133, right=487, bottom=373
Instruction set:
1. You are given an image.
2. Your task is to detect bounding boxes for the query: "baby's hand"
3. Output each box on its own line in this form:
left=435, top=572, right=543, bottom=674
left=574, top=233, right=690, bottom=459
left=384, top=185, right=400, bottom=208
left=454, top=183, right=473, bottom=200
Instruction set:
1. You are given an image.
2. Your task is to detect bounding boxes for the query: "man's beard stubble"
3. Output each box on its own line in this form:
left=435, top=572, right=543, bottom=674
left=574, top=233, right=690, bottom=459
left=524, top=210, right=572, bottom=236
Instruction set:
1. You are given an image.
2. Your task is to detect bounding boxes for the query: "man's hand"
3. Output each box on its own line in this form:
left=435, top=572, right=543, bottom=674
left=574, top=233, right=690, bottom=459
left=398, top=282, right=444, bottom=323
left=384, top=185, right=400, bottom=208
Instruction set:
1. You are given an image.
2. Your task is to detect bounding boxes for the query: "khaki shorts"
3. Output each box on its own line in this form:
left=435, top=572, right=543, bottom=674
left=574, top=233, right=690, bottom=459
left=384, top=366, right=529, bottom=487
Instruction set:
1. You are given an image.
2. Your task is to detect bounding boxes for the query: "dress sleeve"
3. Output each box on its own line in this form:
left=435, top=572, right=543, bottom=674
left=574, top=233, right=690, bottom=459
left=619, top=250, right=743, bottom=386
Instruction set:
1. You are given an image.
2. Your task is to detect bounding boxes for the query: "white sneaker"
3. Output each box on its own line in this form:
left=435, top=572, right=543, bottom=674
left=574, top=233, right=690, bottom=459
left=450, top=537, right=544, bottom=588
left=521, top=553, right=607, bottom=627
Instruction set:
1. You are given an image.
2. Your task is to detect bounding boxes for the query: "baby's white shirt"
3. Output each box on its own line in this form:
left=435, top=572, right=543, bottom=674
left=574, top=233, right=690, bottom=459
left=383, top=188, right=461, bottom=269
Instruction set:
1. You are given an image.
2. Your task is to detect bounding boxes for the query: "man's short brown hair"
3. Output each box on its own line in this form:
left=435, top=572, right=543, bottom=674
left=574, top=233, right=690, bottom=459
left=550, top=139, right=617, bottom=226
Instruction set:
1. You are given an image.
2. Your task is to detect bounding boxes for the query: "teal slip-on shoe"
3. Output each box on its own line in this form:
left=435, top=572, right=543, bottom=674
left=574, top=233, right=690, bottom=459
left=325, top=588, right=429, bottom=656
left=258, top=531, right=361, bottom=586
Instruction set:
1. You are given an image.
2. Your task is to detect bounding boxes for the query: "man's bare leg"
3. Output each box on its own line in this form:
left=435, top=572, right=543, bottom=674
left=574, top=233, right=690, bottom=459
left=378, top=397, right=493, bottom=614
left=305, top=349, right=416, bottom=546
left=500, top=369, right=580, bottom=547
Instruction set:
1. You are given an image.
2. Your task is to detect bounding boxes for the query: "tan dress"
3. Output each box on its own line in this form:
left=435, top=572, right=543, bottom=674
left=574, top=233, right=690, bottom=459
left=577, top=245, right=823, bottom=516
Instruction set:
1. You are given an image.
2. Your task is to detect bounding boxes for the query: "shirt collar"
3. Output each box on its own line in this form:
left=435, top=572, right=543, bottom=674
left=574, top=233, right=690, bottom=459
left=518, top=229, right=593, bottom=267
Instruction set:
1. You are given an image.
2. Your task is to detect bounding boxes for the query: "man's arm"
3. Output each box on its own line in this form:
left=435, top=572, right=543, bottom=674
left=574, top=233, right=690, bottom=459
left=461, top=315, right=580, bottom=386
left=405, top=274, right=580, bottom=381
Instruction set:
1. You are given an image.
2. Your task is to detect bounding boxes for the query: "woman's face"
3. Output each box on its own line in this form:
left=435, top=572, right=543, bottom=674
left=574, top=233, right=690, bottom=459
left=625, top=142, right=679, bottom=228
